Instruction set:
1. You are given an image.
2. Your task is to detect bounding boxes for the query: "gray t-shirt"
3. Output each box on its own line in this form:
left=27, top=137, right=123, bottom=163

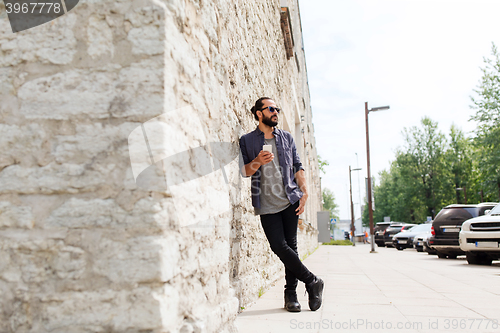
left=254, top=136, right=291, bottom=215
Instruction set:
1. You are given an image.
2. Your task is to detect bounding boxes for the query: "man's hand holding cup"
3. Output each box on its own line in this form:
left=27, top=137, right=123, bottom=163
left=255, top=145, right=274, bottom=166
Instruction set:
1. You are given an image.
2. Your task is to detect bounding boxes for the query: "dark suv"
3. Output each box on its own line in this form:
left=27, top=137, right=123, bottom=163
left=429, top=203, right=498, bottom=259
left=374, top=222, right=407, bottom=247
left=374, top=222, right=392, bottom=247
left=383, top=223, right=415, bottom=247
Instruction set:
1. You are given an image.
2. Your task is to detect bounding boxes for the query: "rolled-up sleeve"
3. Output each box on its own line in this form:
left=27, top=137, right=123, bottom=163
left=290, top=134, right=304, bottom=175
left=239, top=136, right=251, bottom=178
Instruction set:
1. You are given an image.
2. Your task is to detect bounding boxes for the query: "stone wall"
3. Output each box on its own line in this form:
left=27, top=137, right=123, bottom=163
left=0, top=0, right=321, bottom=332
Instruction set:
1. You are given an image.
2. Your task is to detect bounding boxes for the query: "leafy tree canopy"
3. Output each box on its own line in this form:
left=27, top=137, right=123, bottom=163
left=322, top=188, right=339, bottom=220
left=470, top=42, right=500, bottom=200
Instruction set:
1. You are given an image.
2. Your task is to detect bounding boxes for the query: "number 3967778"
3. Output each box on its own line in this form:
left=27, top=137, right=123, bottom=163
left=5, top=2, right=62, bottom=14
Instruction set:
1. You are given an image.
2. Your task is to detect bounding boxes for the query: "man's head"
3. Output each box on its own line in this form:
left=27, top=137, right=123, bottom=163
left=251, top=97, right=279, bottom=127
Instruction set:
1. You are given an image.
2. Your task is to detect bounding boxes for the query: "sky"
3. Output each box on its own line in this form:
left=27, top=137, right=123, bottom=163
left=298, top=0, right=500, bottom=221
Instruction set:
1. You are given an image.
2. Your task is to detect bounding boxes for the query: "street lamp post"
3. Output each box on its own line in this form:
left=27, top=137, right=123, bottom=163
left=365, top=102, right=390, bottom=253
left=355, top=153, right=363, bottom=223
left=349, top=166, right=362, bottom=246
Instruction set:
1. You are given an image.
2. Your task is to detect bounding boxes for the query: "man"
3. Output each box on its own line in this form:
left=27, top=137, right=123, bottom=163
left=239, top=97, right=324, bottom=312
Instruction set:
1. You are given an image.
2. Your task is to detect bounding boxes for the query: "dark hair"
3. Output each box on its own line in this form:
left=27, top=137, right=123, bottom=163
left=250, top=97, right=272, bottom=121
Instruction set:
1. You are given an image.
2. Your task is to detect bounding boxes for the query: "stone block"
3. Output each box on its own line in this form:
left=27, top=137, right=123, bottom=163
left=52, top=245, right=86, bottom=280
left=0, top=201, right=35, bottom=229
left=92, top=235, right=180, bottom=284
left=0, top=238, right=73, bottom=284
left=0, top=67, right=14, bottom=95
left=18, top=59, right=163, bottom=120
left=42, top=288, right=163, bottom=331
left=126, top=4, right=166, bottom=56
left=45, top=197, right=170, bottom=230
left=0, top=162, right=113, bottom=194
left=0, top=123, right=50, bottom=170
left=0, top=13, right=77, bottom=66
left=86, top=15, right=114, bottom=59
left=53, top=122, right=138, bottom=164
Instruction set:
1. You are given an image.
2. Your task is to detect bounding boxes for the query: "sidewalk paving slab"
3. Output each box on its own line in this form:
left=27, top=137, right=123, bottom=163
left=234, top=243, right=500, bottom=333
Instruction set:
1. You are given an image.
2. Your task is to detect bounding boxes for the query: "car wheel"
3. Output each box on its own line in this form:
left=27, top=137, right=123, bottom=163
left=424, top=245, right=437, bottom=255
left=481, top=257, right=493, bottom=265
left=437, top=252, right=447, bottom=259
left=426, top=247, right=437, bottom=255
left=466, top=252, right=480, bottom=265
left=467, top=252, right=492, bottom=265
left=447, top=254, right=457, bottom=259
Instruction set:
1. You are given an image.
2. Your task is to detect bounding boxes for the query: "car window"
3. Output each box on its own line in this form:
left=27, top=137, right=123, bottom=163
left=490, top=204, right=500, bottom=216
left=401, top=225, right=416, bottom=230
left=375, top=223, right=390, bottom=226
left=374, top=223, right=390, bottom=231
left=408, top=224, right=431, bottom=232
left=434, top=208, right=474, bottom=222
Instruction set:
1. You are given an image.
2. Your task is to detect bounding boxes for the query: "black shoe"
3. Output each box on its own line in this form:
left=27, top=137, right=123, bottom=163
left=305, top=277, right=324, bottom=311
left=284, top=290, right=301, bottom=312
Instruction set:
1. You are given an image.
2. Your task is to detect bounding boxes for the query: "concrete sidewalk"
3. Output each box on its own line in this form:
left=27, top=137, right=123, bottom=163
left=235, top=244, right=500, bottom=333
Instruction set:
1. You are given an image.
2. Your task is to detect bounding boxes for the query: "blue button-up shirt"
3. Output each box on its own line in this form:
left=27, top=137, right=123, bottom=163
left=239, top=126, right=305, bottom=209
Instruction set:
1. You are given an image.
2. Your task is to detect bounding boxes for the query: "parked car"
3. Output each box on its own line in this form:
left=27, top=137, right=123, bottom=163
left=459, top=203, right=500, bottom=265
left=392, top=223, right=432, bottom=250
left=384, top=223, right=416, bottom=247
left=430, top=203, right=498, bottom=259
left=422, top=234, right=437, bottom=255
left=374, top=222, right=392, bottom=247
left=413, top=227, right=432, bottom=252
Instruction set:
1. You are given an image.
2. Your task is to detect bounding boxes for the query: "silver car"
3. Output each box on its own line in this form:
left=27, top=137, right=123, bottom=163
left=413, top=230, right=431, bottom=252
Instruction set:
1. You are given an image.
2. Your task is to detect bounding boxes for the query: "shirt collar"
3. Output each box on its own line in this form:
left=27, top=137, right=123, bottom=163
left=255, top=125, right=280, bottom=136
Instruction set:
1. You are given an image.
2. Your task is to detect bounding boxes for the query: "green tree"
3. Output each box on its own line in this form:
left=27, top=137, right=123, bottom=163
left=362, top=159, right=425, bottom=226
left=322, top=188, right=339, bottom=219
left=444, top=125, right=477, bottom=204
left=396, top=117, right=452, bottom=220
left=317, top=155, right=329, bottom=175
left=365, top=117, right=454, bottom=225
left=470, top=43, right=500, bottom=201
left=362, top=198, right=369, bottom=227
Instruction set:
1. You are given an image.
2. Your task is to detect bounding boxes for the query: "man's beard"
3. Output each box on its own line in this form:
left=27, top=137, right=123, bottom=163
left=262, top=114, right=278, bottom=127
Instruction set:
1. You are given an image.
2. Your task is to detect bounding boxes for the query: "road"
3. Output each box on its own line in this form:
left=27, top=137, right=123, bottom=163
left=235, top=243, right=500, bottom=333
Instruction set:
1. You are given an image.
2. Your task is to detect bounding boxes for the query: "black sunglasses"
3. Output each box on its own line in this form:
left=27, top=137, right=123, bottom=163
left=260, top=106, right=281, bottom=114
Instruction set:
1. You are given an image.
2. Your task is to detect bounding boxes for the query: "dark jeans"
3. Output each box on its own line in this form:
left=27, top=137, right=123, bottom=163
left=260, top=201, right=316, bottom=291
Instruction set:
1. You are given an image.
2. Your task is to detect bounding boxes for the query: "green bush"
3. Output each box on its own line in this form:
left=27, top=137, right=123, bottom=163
left=322, top=240, right=353, bottom=246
